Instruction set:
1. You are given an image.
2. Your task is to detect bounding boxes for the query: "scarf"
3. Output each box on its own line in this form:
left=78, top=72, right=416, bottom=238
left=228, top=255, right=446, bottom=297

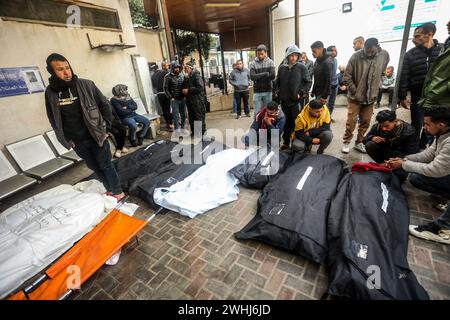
left=256, top=107, right=280, bottom=129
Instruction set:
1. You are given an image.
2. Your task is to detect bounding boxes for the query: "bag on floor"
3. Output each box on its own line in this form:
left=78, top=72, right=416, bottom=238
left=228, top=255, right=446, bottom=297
left=235, top=154, right=346, bottom=265
left=230, top=148, right=294, bottom=189
left=327, top=171, right=429, bottom=300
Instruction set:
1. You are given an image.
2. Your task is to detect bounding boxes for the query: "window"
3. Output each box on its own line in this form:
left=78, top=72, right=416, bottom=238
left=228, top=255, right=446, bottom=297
left=0, top=0, right=121, bottom=31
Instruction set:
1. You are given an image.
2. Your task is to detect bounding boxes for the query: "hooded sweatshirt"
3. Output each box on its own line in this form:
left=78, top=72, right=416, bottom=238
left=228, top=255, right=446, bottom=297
left=250, top=56, right=276, bottom=93
left=276, top=45, right=312, bottom=105
left=312, top=48, right=333, bottom=99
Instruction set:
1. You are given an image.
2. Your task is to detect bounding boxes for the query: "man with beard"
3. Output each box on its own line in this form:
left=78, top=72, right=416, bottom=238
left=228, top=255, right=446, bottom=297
left=44, top=53, right=124, bottom=200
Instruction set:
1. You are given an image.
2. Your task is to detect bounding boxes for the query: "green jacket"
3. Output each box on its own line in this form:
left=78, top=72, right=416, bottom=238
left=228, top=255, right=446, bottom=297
left=419, top=45, right=450, bottom=108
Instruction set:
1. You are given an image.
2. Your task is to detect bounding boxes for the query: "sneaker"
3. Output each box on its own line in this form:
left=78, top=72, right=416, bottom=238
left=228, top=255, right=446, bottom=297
left=114, top=150, right=122, bottom=158
left=236, top=114, right=240, bottom=119
left=245, top=113, right=251, bottom=117
left=121, top=147, right=129, bottom=153
left=435, top=203, right=448, bottom=213
left=341, top=143, right=350, bottom=153
left=354, top=142, right=367, bottom=153
left=409, top=223, right=450, bottom=245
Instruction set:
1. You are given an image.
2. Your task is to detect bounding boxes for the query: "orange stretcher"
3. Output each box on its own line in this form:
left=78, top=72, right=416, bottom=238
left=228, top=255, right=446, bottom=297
left=8, top=208, right=149, bottom=300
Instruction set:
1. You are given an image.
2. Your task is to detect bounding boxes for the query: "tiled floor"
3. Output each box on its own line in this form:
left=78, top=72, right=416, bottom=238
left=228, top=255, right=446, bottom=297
left=2, top=103, right=449, bottom=300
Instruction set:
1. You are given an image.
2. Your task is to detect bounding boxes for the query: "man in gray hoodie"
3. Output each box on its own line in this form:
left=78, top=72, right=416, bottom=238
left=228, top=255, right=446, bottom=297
left=387, top=106, right=450, bottom=245
left=229, top=60, right=251, bottom=118
left=250, top=44, right=276, bottom=117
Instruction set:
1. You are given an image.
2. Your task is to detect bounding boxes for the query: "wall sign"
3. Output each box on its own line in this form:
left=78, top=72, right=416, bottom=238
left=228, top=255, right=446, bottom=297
left=0, top=67, right=45, bottom=98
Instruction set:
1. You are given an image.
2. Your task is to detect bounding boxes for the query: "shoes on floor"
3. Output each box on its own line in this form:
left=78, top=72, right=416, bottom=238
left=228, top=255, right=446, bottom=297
left=341, top=143, right=350, bottom=154
left=354, top=142, right=367, bottom=153
left=409, top=223, right=450, bottom=245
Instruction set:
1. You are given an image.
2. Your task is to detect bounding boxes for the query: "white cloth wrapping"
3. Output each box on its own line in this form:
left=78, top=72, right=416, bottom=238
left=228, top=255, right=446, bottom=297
left=153, top=148, right=255, bottom=218
left=0, top=180, right=137, bottom=299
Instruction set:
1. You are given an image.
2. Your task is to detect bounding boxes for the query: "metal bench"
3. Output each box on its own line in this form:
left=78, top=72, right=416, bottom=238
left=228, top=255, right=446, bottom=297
left=0, top=151, right=37, bottom=201
left=45, top=130, right=82, bottom=163
left=6, top=135, right=74, bottom=180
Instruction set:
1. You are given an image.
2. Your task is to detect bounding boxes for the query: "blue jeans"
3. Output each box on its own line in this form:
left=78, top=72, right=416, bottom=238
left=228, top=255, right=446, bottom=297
left=253, top=92, right=272, bottom=117
left=73, top=138, right=122, bottom=195
left=122, top=114, right=150, bottom=141
left=409, top=173, right=450, bottom=229
left=171, top=99, right=186, bottom=129
left=327, top=85, right=338, bottom=115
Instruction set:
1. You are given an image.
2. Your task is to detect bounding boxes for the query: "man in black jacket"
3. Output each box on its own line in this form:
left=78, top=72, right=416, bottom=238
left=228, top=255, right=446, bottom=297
left=44, top=53, right=124, bottom=200
left=152, top=61, right=173, bottom=130
left=398, top=22, right=443, bottom=148
left=310, top=41, right=332, bottom=105
left=275, top=44, right=312, bottom=148
left=364, top=110, right=419, bottom=181
left=164, top=61, right=187, bottom=130
left=183, top=62, right=206, bottom=137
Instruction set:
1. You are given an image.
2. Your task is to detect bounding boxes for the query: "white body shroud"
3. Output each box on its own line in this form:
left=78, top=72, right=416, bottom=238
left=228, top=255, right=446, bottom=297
left=0, top=180, right=137, bottom=299
left=153, top=148, right=255, bottom=218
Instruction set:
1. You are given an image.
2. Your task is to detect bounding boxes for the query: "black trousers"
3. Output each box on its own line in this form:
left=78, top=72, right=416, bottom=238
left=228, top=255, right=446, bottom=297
left=365, top=141, right=408, bottom=182
left=377, top=87, right=394, bottom=105
left=186, top=98, right=206, bottom=136
left=73, top=138, right=123, bottom=194
left=157, top=93, right=173, bottom=126
left=281, top=102, right=301, bottom=146
left=108, top=123, right=126, bottom=150
left=235, top=91, right=250, bottom=116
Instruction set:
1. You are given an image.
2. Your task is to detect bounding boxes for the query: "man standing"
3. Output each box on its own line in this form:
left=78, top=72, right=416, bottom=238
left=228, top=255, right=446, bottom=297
left=353, top=36, right=365, bottom=51
left=326, top=45, right=339, bottom=118
left=376, top=66, right=395, bottom=109
left=229, top=60, right=251, bottom=119
left=387, top=106, right=450, bottom=245
left=292, top=99, right=333, bottom=154
left=250, top=44, right=276, bottom=116
left=310, top=41, right=332, bottom=106
left=398, top=22, right=443, bottom=148
left=419, top=20, right=450, bottom=108
left=301, top=52, right=314, bottom=78
left=152, top=61, right=173, bottom=131
left=183, top=62, right=206, bottom=137
left=44, top=53, right=124, bottom=200
left=275, top=44, right=312, bottom=149
left=342, top=38, right=388, bottom=154
left=164, top=61, right=186, bottom=131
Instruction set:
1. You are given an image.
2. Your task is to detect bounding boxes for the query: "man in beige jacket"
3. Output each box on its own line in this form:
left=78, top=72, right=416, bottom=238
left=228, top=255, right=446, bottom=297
left=387, top=106, right=450, bottom=245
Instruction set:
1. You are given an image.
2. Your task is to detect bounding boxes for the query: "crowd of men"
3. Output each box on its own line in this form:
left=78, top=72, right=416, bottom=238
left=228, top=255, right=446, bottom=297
left=237, top=20, right=450, bottom=245
left=44, top=20, right=450, bottom=245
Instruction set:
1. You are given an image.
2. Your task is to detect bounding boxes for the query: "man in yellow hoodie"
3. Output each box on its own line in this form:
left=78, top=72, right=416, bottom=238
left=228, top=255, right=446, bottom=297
left=291, top=99, right=333, bottom=154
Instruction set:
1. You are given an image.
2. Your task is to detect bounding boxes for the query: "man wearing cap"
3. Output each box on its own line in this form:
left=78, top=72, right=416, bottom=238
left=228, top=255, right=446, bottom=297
left=44, top=53, right=125, bottom=200
left=183, top=62, right=207, bottom=137
left=342, top=37, right=389, bottom=154
left=250, top=44, right=276, bottom=117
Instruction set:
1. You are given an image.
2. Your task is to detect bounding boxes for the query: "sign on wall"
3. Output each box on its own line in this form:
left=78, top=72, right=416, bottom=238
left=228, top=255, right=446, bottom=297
left=0, top=67, right=45, bottom=98
left=368, top=0, right=441, bottom=42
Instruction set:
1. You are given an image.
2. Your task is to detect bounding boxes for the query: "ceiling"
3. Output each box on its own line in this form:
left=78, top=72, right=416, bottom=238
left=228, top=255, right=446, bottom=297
left=144, top=0, right=279, bottom=34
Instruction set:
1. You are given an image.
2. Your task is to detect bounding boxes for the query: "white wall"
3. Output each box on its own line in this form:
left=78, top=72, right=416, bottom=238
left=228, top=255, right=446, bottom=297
left=273, top=0, right=449, bottom=70
left=0, top=0, right=140, bottom=146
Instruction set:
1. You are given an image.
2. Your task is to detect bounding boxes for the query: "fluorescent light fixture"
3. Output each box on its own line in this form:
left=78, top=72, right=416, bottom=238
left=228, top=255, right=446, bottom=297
left=205, top=2, right=241, bottom=7
left=205, top=18, right=234, bottom=24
